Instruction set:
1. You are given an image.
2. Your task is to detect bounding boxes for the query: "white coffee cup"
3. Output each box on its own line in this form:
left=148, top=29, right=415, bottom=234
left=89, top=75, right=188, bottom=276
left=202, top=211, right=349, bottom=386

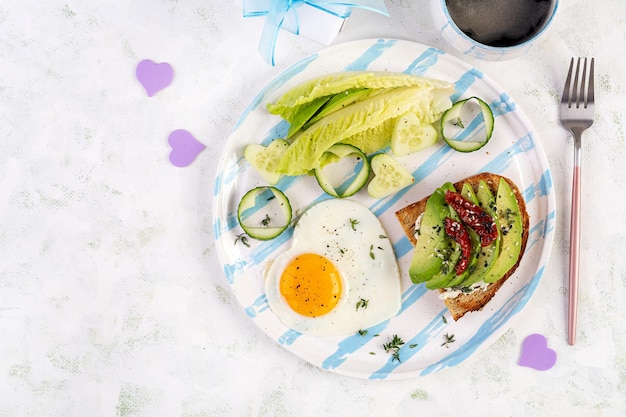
left=430, top=0, right=559, bottom=61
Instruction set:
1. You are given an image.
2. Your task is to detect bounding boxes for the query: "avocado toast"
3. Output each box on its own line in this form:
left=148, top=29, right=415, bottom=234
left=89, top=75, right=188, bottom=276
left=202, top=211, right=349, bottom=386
left=395, top=173, right=530, bottom=320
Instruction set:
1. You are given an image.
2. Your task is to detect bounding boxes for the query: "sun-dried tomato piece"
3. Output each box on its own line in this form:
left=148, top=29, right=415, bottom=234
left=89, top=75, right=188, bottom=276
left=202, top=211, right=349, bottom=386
left=445, top=190, right=497, bottom=246
left=444, top=217, right=471, bottom=275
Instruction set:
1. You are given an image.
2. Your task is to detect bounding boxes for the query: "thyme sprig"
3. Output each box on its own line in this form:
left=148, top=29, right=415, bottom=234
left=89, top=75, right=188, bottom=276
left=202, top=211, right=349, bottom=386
left=383, top=334, right=405, bottom=363
left=234, top=233, right=250, bottom=247
left=356, top=298, right=369, bottom=311
left=441, top=333, right=456, bottom=348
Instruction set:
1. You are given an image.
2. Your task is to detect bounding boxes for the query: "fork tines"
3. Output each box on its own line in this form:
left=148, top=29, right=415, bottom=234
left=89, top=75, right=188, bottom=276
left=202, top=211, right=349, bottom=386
left=562, top=57, right=595, bottom=109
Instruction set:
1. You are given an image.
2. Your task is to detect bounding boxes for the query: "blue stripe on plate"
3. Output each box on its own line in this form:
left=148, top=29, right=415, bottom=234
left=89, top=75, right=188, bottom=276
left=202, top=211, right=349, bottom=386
left=526, top=209, right=556, bottom=252
left=245, top=294, right=269, bottom=318
left=451, top=68, right=484, bottom=102
left=491, top=93, right=517, bottom=116
left=223, top=259, right=246, bottom=285
left=524, top=169, right=553, bottom=201
left=213, top=156, right=243, bottom=197
left=279, top=329, right=302, bottom=345
left=343, top=39, right=398, bottom=71
left=399, top=281, right=430, bottom=313
left=479, top=132, right=536, bottom=174
left=393, top=235, right=414, bottom=259
left=403, top=48, right=444, bottom=75
left=322, top=320, right=391, bottom=370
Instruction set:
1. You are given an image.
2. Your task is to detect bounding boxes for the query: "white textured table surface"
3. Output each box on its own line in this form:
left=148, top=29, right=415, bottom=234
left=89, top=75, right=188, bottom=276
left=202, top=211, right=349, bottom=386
left=1, top=1, right=625, bottom=416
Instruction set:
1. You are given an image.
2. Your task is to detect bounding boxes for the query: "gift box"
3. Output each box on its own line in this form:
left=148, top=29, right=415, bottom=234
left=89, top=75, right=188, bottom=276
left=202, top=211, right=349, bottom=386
left=279, top=3, right=350, bottom=46
left=242, top=0, right=388, bottom=65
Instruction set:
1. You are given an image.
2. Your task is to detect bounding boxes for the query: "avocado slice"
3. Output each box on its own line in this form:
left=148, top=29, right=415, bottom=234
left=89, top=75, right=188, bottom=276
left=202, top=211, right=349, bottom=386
left=411, top=183, right=463, bottom=290
left=424, top=183, right=464, bottom=289
left=424, top=242, right=461, bottom=290
left=458, top=180, right=501, bottom=287
left=302, top=88, right=371, bottom=130
left=408, top=186, right=456, bottom=285
left=286, top=95, right=331, bottom=138
left=483, top=178, right=524, bottom=283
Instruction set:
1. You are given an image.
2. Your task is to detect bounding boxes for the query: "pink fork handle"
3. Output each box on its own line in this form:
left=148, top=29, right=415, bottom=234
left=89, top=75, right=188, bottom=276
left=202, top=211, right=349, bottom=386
left=568, top=158, right=581, bottom=345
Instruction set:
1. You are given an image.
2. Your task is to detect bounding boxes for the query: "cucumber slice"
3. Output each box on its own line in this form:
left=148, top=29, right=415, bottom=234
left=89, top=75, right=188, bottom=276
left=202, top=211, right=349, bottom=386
left=313, top=144, right=369, bottom=198
left=237, top=186, right=292, bottom=240
left=440, top=97, right=494, bottom=153
left=367, top=153, right=415, bottom=199
left=391, top=112, right=438, bottom=156
left=243, top=139, right=290, bottom=185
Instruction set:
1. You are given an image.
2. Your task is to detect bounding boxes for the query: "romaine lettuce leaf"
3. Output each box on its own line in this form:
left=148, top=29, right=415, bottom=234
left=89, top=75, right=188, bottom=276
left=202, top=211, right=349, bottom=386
left=276, top=85, right=452, bottom=175
left=268, top=71, right=453, bottom=118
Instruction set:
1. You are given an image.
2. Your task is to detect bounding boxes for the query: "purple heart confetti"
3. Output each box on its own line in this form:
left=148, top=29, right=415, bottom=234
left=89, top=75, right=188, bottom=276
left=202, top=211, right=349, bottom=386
left=519, top=333, right=557, bottom=371
left=136, top=59, right=174, bottom=97
left=168, top=129, right=206, bottom=167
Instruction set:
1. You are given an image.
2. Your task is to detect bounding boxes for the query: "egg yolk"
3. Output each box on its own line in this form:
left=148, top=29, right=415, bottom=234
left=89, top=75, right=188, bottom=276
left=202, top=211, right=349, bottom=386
left=279, top=253, right=342, bottom=318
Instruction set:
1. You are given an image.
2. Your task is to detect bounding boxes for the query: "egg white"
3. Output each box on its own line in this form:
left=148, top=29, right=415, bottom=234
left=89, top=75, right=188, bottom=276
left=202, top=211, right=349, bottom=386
left=265, top=199, right=402, bottom=336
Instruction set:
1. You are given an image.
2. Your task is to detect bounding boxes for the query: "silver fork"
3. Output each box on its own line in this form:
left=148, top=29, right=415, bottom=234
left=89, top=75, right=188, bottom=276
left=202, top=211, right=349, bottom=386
left=559, top=57, right=595, bottom=346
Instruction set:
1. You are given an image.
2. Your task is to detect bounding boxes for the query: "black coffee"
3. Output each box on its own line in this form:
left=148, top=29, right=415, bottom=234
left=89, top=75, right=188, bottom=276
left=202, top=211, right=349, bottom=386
left=445, top=0, right=552, bottom=47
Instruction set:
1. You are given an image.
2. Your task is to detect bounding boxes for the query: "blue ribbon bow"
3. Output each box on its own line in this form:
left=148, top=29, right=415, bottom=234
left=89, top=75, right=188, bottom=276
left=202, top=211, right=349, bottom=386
left=243, top=0, right=389, bottom=65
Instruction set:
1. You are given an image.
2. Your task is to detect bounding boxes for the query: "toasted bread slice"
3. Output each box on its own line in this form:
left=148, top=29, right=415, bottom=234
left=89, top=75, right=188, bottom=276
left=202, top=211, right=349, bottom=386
left=395, top=173, right=530, bottom=320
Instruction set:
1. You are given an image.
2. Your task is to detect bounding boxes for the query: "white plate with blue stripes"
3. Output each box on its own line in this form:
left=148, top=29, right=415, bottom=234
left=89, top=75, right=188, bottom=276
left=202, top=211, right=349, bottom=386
left=213, top=39, right=556, bottom=379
